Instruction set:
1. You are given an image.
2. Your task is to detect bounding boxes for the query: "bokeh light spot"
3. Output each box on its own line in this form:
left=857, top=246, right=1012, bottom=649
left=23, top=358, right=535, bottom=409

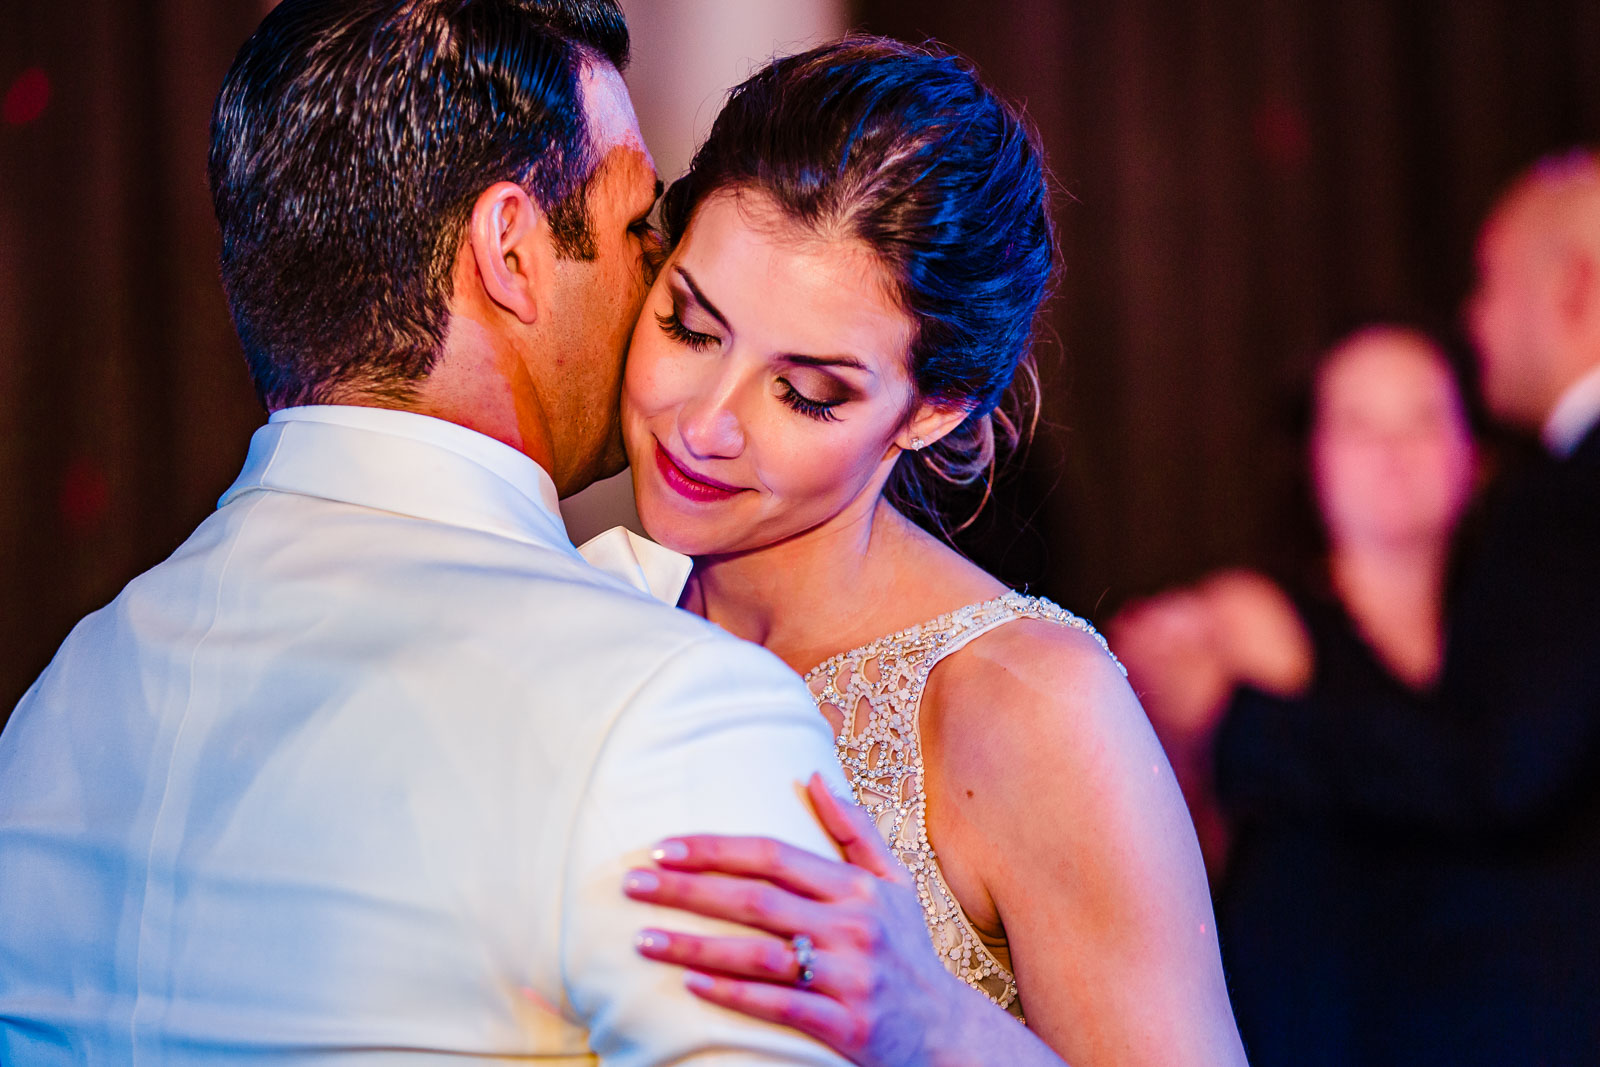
left=3, top=67, right=52, bottom=126
left=58, top=458, right=111, bottom=532
left=1253, top=97, right=1310, bottom=173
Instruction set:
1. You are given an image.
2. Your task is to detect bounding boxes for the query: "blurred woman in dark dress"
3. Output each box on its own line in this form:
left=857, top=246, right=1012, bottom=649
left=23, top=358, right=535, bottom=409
left=1112, top=325, right=1479, bottom=1065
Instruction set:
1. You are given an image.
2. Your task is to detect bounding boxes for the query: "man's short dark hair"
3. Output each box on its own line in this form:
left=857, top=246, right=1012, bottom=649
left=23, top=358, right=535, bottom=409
left=208, top=0, right=629, bottom=409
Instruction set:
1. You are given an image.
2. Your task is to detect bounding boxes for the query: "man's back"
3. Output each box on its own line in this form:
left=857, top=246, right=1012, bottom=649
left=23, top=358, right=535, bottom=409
left=0, top=408, right=849, bottom=1064
left=1398, top=423, right=1600, bottom=1064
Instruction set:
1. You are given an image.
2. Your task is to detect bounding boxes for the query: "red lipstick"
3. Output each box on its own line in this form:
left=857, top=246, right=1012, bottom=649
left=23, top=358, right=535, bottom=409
left=654, top=440, right=741, bottom=503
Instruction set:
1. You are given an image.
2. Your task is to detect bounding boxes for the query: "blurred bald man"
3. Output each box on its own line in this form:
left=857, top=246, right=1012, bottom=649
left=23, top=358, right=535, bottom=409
left=1215, top=151, right=1600, bottom=1065
left=1421, top=147, right=1600, bottom=1064
left=1471, top=150, right=1600, bottom=456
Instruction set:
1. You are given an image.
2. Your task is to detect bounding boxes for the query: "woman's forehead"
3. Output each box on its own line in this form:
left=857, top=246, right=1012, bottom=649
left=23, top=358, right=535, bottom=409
left=1318, top=341, right=1460, bottom=418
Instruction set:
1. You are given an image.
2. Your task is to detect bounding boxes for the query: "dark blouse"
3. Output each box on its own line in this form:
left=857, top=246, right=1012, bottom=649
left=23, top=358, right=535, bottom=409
left=1213, top=592, right=1436, bottom=1067
left=1211, top=429, right=1600, bottom=1065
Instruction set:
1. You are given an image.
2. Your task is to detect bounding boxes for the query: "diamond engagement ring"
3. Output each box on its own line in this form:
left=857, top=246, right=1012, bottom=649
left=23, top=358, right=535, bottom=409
left=790, top=932, right=817, bottom=987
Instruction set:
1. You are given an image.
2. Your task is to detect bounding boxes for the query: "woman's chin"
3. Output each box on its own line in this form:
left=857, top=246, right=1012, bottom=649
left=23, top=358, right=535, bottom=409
left=639, top=506, right=756, bottom=560
left=634, top=501, right=709, bottom=557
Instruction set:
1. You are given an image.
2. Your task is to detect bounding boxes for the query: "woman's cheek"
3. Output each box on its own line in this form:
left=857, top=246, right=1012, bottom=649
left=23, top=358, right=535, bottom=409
left=778, top=426, right=881, bottom=503
left=624, top=338, right=675, bottom=420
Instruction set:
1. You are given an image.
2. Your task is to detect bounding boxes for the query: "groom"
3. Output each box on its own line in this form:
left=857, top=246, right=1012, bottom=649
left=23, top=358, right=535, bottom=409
left=0, top=1, right=850, bottom=1062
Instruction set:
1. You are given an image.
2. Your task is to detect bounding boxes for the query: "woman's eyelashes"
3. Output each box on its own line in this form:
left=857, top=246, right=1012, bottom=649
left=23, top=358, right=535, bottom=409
left=778, top=379, right=844, bottom=422
left=655, top=308, right=719, bottom=351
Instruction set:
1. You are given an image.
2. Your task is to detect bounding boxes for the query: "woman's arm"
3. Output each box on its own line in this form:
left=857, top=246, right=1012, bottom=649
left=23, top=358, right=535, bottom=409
left=623, top=775, right=1071, bottom=1067
left=919, top=621, right=1247, bottom=1065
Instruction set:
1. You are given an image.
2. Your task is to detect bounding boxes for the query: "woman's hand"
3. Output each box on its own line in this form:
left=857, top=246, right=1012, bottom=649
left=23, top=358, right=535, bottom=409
left=623, top=774, right=1064, bottom=1067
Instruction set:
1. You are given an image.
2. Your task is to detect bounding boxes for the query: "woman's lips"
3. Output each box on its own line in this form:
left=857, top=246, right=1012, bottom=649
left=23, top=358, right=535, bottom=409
left=653, top=440, right=742, bottom=503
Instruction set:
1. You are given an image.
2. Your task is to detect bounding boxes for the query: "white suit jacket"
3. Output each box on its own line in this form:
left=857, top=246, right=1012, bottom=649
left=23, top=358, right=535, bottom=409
left=0, top=406, right=852, bottom=1065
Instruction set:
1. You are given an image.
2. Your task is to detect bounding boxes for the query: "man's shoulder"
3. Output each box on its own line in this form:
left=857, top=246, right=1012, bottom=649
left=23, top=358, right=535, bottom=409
left=1479, top=449, right=1600, bottom=565
left=63, top=488, right=780, bottom=706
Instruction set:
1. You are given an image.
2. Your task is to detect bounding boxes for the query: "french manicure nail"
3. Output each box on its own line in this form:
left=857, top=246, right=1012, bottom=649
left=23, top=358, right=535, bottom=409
left=624, top=870, right=659, bottom=893
left=635, top=929, right=666, bottom=950
left=651, top=840, right=690, bottom=862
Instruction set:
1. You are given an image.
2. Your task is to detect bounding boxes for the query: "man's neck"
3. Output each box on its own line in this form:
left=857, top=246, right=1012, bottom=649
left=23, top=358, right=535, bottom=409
left=396, top=338, right=562, bottom=487
left=1542, top=358, right=1600, bottom=458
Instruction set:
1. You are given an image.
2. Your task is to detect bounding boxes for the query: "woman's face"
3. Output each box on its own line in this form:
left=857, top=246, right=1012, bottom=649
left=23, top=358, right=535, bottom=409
left=1311, top=330, right=1477, bottom=553
left=622, top=189, right=945, bottom=557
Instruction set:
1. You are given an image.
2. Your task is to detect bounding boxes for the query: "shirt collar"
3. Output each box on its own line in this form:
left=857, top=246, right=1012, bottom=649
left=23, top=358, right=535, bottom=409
left=220, top=405, right=572, bottom=551
left=222, top=405, right=695, bottom=605
left=574, top=525, right=693, bottom=606
left=1542, top=362, right=1600, bottom=458
left=268, top=405, right=564, bottom=517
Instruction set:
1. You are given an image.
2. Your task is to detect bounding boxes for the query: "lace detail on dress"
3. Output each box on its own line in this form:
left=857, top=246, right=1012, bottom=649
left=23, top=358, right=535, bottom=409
left=803, top=591, right=1124, bottom=1022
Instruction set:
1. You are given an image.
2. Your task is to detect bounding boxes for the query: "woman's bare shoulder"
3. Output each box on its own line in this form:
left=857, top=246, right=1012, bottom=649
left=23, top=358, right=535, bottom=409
left=922, top=605, right=1242, bottom=1062
left=923, top=612, right=1153, bottom=787
left=935, top=613, right=1133, bottom=708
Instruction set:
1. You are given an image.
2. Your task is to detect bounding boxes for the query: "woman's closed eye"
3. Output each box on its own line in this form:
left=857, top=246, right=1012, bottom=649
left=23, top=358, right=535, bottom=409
left=778, top=379, right=844, bottom=422
left=656, top=308, right=719, bottom=351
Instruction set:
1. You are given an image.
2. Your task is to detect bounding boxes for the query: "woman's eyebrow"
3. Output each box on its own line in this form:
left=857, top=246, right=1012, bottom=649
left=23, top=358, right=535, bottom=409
left=674, top=266, right=873, bottom=375
left=673, top=267, right=728, bottom=330
left=783, top=353, right=870, bottom=373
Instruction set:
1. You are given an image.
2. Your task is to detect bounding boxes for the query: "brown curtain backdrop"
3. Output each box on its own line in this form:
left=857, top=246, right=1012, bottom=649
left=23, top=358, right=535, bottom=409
left=2, top=1, right=266, bottom=717
left=3, top=0, right=1600, bottom=720
left=853, top=0, right=1600, bottom=614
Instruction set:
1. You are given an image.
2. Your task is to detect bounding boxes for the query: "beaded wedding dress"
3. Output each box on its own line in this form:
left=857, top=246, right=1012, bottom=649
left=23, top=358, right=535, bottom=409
left=803, top=591, right=1123, bottom=1022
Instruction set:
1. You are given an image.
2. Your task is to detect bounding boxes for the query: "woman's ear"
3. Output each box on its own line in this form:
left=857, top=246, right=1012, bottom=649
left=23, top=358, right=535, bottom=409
left=897, top=398, right=973, bottom=453
left=467, top=181, right=556, bottom=326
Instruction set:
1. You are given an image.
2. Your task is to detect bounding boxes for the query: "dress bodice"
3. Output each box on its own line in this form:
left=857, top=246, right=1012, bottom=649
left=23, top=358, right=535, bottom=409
left=802, top=591, right=1124, bottom=1022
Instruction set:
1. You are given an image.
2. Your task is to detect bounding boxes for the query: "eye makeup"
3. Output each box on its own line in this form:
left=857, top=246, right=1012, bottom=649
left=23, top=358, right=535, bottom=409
left=777, top=379, right=844, bottom=422
left=655, top=307, right=718, bottom=351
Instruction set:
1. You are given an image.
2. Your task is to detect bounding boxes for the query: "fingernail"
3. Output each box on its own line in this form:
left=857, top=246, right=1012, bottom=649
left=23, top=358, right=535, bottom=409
left=623, top=870, right=659, bottom=893
left=685, top=971, right=714, bottom=992
left=635, top=929, right=667, bottom=950
left=651, top=840, right=690, bottom=862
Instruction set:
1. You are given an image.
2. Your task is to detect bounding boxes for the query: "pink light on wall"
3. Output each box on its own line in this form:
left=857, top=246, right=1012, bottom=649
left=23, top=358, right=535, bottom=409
left=1253, top=97, right=1310, bottom=174
left=57, top=458, right=111, bottom=533
left=3, top=67, right=51, bottom=126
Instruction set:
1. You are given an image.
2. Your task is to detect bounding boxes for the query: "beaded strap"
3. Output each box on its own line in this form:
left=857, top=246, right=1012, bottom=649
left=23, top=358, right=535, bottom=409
left=804, top=591, right=1122, bottom=1020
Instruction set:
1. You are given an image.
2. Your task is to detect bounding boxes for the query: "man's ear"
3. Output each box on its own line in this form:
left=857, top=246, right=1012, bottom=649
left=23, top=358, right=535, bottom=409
left=895, top=399, right=974, bottom=455
left=468, top=181, right=555, bottom=326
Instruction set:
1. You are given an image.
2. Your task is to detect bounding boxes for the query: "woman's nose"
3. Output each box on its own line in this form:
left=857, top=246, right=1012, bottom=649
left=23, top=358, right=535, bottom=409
left=677, top=370, right=746, bottom=460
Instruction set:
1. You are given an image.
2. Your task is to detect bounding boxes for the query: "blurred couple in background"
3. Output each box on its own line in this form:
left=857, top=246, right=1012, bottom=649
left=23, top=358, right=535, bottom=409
left=1116, top=153, right=1600, bottom=1064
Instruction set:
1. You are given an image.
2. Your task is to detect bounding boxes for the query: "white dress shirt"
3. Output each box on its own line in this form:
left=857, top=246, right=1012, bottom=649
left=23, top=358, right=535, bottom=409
left=0, top=405, right=850, bottom=1065
left=1543, top=361, right=1600, bottom=457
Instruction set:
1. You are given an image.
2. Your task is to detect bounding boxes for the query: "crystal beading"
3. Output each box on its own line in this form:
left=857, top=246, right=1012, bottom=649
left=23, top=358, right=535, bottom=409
left=804, top=591, right=1124, bottom=1022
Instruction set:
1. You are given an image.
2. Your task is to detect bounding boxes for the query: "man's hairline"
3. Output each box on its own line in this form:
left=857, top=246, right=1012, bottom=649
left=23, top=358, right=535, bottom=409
left=312, top=57, right=628, bottom=410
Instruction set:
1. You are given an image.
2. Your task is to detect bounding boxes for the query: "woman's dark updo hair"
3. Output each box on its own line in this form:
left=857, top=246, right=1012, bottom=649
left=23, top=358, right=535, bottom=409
left=660, top=35, right=1055, bottom=536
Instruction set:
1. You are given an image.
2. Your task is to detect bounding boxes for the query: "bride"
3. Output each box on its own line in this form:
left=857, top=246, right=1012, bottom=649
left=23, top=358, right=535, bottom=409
left=615, top=36, right=1245, bottom=1066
